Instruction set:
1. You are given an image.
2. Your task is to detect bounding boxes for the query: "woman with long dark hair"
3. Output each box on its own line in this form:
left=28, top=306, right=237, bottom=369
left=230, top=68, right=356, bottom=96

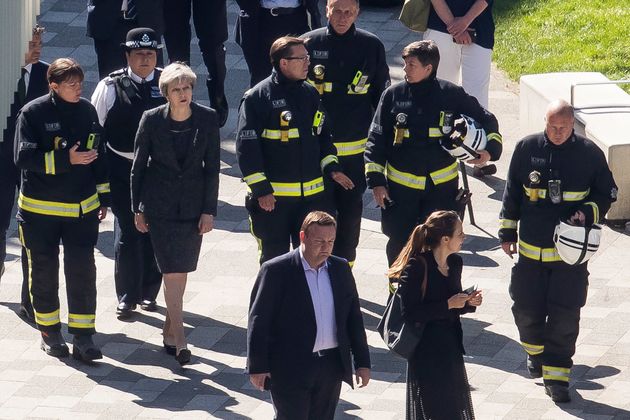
left=389, top=210, right=482, bottom=419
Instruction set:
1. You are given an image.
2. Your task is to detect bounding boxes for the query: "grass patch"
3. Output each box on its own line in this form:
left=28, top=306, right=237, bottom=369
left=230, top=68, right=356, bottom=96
left=493, top=0, right=629, bottom=87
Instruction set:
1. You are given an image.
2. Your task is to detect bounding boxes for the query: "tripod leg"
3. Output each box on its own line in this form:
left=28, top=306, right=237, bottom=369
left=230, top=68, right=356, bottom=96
left=459, top=161, right=476, bottom=226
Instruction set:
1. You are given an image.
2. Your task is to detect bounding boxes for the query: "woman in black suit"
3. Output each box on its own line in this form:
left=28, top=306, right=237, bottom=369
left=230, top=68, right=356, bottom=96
left=388, top=210, right=483, bottom=420
left=131, top=62, right=220, bottom=365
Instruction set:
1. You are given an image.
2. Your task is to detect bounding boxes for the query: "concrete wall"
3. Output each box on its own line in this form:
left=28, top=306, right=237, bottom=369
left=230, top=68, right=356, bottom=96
left=520, top=72, right=630, bottom=221
left=0, top=0, right=40, bottom=138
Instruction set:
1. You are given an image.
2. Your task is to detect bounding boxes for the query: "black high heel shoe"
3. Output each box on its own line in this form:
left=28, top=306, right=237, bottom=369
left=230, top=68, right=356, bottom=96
left=175, top=348, right=191, bottom=365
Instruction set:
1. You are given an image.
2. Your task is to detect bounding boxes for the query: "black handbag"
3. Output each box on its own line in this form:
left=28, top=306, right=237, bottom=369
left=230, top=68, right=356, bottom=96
left=377, top=256, right=427, bottom=360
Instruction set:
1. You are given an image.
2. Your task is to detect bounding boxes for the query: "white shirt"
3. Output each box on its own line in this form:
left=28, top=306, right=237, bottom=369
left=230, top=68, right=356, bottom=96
left=22, top=63, right=33, bottom=93
left=299, top=247, right=338, bottom=352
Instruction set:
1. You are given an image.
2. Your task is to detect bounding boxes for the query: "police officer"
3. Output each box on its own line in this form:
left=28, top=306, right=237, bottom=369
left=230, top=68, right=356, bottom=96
left=0, top=25, right=48, bottom=322
left=235, top=0, right=322, bottom=86
left=365, top=40, right=502, bottom=270
left=91, top=28, right=166, bottom=319
left=163, top=0, right=229, bottom=127
left=499, top=100, right=617, bottom=403
left=236, top=36, right=353, bottom=264
left=301, top=0, right=390, bottom=267
left=15, top=58, right=110, bottom=361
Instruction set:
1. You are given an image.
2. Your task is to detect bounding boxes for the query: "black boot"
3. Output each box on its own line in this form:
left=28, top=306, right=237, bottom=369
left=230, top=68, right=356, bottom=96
left=40, top=331, right=69, bottom=357
left=545, top=384, right=571, bottom=403
left=206, top=78, right=228, bottom=127
left=527, top=355, right=542, bottom=378
left=72, top=334, right=103, bottom=362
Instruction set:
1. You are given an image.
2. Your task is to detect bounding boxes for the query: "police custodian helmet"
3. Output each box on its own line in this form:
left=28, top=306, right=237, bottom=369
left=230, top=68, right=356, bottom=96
left=553, top=221, right=602, bottom=265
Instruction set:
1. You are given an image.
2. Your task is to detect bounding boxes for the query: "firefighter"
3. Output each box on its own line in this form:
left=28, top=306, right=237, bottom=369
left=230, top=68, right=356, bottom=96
left=14, top=58, right=110, bottom=362
left=91, top=28, right=166, bottom=319
left=499, top=99, right=617, bottom=403
left=302, top=0, right=390, bottom=267
left=365, top=40, right=502, bottom=271
left=236, top=36, right=353, bottom=264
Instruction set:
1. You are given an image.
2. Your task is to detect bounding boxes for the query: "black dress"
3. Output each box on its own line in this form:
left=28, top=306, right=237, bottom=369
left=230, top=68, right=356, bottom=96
left=398, top=252, right=476, bottom=420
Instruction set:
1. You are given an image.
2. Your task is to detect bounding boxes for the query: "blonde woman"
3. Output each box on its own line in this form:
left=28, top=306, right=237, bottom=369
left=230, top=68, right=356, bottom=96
left=131, top=62, right=220, bottom=365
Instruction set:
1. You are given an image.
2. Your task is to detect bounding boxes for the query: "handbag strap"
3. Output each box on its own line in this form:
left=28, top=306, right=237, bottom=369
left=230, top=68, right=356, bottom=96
left=417, top=255, right=428, bottom=300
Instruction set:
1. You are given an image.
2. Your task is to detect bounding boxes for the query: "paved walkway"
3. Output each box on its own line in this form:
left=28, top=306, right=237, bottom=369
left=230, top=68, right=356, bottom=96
left=1, top=1, right=630, bottom=419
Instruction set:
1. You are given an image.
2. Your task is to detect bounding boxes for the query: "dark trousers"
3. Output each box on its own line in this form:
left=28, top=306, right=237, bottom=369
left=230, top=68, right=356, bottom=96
left=19, top=212, right=100, bottom=335
left=0, top=151, right=31, bottom=311
left=383, top=178, right=459, bottom=266
left=247, top=194, right=330, bottom=264
left=93, top=20, right=164, bottom=79
left=270, top=352, right=344, bottom=420
left=509, top=259, right=588, bottom=387
left=163, top=0, right=228, bottom=121
left=108, top=152, right=162, bottom=304
left=241, top=8, right=309, bottom=86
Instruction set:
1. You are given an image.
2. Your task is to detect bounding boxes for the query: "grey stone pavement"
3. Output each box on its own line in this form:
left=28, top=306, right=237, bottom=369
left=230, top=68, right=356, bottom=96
left=1, top=0, right=630, bottom=419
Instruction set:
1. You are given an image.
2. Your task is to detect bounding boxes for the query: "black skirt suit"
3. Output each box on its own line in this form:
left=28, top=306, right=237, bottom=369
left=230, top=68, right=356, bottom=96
left=131, top=102, right=220, bottom=273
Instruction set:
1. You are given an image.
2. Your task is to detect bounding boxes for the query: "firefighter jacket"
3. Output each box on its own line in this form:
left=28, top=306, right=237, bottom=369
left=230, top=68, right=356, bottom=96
left=365, top=76, right=502, bottom=191
left=14, top=93, right=110, bottom=219
left=302, top=24, right=390, bottom=157
left=236, top=70, right=341, bottom=200
left=499, top=132, right=617, bottom=263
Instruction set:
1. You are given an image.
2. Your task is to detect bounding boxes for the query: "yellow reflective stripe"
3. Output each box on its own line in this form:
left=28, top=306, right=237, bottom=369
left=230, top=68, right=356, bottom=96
left=81, top=193, right=101, bottom=214
left=524, top=186, right=547, bottom=199
left=68, top=313, right=95, bottom=329
left=96, top=183, right=110, bottom=194
left=19, top=192, right=80, bottom=217
left=334, top=138, right=367, bottom=156
left=563, top=189, right=590, bottom=201
left=348, top=260, right=354, bottom=268
left=261, top=128, right=300, bottom=140
left=487, top=132, right=503, bottom=144
left=313, top=111, right=324, bottom=128
left=430, top=162, right=458, bottom=185
left=347, top=83, right=370, bottom=95
left=500, top=219, right=518, bottom=229
left=270, top=182, right=301, bottom=197
left=324, top=82, right=332, bottom=92
left=307, top=79, right=333, bottom=93
left=303, top=177, right=324, bottom=197
left=584, top=201, right=599, bottom=223
left=429, top=127, right=442, bottom=138
left=386, top=163, right=426, bottom=190
left=542, top=366, right=570, bottom=382
left=518, top=239, right=562, bottom=262
left=44, top=151, right=56, bottom=175
left=403, top=129, right=410, bottom=139
left=35, top=309, right=60, bottom=326
left=243, top=172, right=267, bottom=186
left=320, top=154, right=339, bottom=171
left=365, top=162, right=385, bottom=175
left=521, top=341, right=544, bottom=355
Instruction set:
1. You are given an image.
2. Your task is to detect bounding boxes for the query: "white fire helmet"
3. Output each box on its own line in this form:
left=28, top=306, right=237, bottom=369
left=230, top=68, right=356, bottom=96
left=553, top=221, right=602, bottom=265
left=440, top=115, right=487, bottom=161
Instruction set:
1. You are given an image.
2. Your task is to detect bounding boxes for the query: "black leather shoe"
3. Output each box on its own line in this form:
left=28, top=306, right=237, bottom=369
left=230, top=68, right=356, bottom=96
left=18, top=304, right=35, bottom=324
left=140, top=299, right=157, bottom=312
left=163, top=341, right=176, bottom=356
left=116, top=301, right=136, bottom=318
left=527, top=356, right=542, bottom=378
left=175, top=348, right=191, bottom=366
left=72, top=335, right=103, bottom=362
left=473, top=164, right=497, bottom=178
left=40, top=331, right=69, bottom=357
left=545, top=384, right=571, bottom=402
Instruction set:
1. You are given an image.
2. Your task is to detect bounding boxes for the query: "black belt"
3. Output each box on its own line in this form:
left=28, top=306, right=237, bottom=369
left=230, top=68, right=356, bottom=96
left=312, top=347, right=338, bottom=358
left=263, top=6, right=301, bottom=16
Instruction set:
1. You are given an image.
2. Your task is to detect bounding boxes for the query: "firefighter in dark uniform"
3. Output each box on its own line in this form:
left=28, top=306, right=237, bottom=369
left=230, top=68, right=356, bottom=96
left=365, top=40, right=502, bottom=271
left=91, top=28, right=166, bottom=319
left=499, top=100, right=617, bottom=403
left=14, top=58, right=110, bottom=361
left=235, top=0, right=322, bottom=86
left=163, top=0, right=229, bottom=126
left=302, top=0, right=390, bottom=267
left=236, top=36, right=353, bottom=264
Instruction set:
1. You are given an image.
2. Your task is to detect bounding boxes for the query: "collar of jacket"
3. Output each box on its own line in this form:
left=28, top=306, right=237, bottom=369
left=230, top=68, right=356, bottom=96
left=543, top=131, right=576, bottom=150
left=406, top=75, right=436, bottom=97
left=50, top=91, right=81, bottom=114
left=159, top=101, right=203, bottom=127
left=326, top=23, right=356, bottom=40
left=271, top=69, right=304, bottom=90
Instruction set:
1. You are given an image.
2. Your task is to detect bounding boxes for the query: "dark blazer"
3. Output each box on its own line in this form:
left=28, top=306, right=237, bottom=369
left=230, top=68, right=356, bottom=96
left=247, top=249, right=371, bottom=388
left=86, top=0, right=164, bottom=40
left=130, top=102, right=220, bottom=219
left=2, top=61, right=49, bottom=169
